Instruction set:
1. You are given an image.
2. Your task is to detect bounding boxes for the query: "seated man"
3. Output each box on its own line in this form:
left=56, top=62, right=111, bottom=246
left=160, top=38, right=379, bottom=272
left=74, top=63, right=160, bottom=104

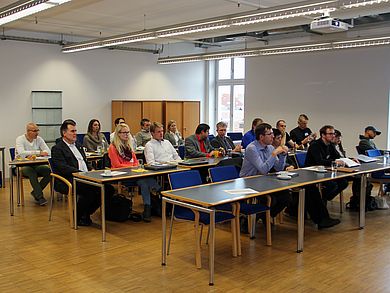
left=144, top=122, right=182, bottom=164
left=185, top=123, right=215, bottom=158
left=135, top=118, right=152, bottom=147
left=305, top=125, right=349, bottom=204
left=272, top=128, right=295, bottom=170
left=290, top=114, right=316, bottom=149
left=239, top=123, right=290, bottom=218
left=241, top=117, right=263, bottom=149
left=51, top=119, right=114, bottom=226
left=15, top=122, right=51, bottom=205
left=357, top=125, right=381, bottom=154
left=276, top=119, right=296, bottom=149
left=211, top=121, right=241, bottom=154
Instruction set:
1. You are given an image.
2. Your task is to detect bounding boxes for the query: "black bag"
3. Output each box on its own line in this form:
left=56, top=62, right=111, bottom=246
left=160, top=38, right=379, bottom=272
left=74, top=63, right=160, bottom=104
left=346, top=195, right=377, bottom=211
left=151, top=193, right=171, bottom=217
left=105, top=193, right=132, bottom=222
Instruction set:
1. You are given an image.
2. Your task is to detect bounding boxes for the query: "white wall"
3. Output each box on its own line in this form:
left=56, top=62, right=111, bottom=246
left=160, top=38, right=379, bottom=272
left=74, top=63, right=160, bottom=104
left=0, top=40, right=205, bottom=176
left=245, top=46, right=390, bottom=155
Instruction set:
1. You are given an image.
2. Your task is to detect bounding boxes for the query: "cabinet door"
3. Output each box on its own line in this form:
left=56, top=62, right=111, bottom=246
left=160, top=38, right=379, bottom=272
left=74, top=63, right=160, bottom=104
left=142, top=101, right=163, bottom=124
left=165, top=101, right=183, bottom=132
left=182, top=102, right=200, bottom=138
left=124, top=101, right=142, bottom=135
left=111, top=101, right=123, bottom=131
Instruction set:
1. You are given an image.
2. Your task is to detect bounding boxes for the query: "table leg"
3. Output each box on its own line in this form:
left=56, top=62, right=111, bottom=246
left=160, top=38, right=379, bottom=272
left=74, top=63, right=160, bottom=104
left=297, top=188, right=305, bottom=253
left=209, top=209, right=215, bottom=286
left=1, top=149, right=5, bottom=188
left=359, top=174, right=367, bottom=229
left=16, top=167, right=21, bottom=206
left=162, top=197, right=167, bottom=266
left=101, top=184, right=106, bottom=242
left=73, top=179, right=78, bottom=230
left=9, top=166, right=14, bottom=216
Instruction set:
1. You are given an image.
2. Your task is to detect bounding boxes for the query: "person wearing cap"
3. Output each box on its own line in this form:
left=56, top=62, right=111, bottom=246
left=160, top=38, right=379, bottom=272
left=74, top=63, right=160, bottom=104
left=357, top=126, right=381, bottom=154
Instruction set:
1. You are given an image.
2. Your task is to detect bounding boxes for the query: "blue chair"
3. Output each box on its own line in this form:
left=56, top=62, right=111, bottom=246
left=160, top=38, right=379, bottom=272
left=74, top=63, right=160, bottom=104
left=102, top=131, right=110, bottom=144
left=208, top=134, right=215, bottom=141
left=47, top=158, right=74, bottom=228
left=209, top=165, right=271, bottom=242
left=168, top=170, right=237, bottom=268
left=76, top=133, right=85, bottom=145
left=177, top=145, right=185, bottom=160
left=366, top=149, right=390, bottom=196
left=295, top=152, right=307, bottom=168
left=227, top=132, right=243, bottom=141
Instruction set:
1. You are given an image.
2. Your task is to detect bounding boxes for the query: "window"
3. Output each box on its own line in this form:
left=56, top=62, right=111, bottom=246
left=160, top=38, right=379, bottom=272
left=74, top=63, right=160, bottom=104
left=216, top=58, right=245, bottom=132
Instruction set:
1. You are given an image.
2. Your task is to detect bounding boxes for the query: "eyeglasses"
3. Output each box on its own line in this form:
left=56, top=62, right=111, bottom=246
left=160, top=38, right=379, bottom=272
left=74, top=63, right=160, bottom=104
left=28, top=129, right=39, bottom=132
left=264, top=132, right=274, bottom=136
left=119, top=131, right=130, bottom=134
left=326, top=132, right=335, bottom=135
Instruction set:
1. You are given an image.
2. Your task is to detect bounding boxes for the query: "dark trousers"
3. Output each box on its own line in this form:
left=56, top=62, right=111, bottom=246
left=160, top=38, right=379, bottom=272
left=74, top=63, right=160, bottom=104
left=351, top=177, right=373, bottom=198
left=76, top=183, right=115, bottom=219
left=321, top=179, right=349, bottom=201
left=259, top=191, right=291, bottom=218
left=305, top=185, right=330, bottom=224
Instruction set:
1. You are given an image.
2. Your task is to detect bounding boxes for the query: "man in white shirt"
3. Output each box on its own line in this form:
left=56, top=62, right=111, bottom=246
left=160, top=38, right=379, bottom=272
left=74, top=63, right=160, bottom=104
left=144, top=122, right=182, bottom=164
left=15, top=122, right=51, bottom=205
left=51, top=119, right=114, bottom=226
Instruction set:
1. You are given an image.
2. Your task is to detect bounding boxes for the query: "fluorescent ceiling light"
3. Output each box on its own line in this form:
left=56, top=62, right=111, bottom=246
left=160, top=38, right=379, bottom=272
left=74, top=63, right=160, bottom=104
left=157, top=36, right=390, bottom=64
left=63, top=0, right=354, bottom=53
left=0, top=0, right=71, bottom=26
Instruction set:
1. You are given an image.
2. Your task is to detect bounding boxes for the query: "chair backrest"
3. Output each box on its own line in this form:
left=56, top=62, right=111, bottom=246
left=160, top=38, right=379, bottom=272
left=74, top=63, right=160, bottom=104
left=47, top=157, right=54, bottom=172
left=178, top=145, right=185, bottom=159
left=209, top=165, right=239, bottom=183
left=355, top=145, right=362, bottom=155
left=366, top=149, right=381, bottom=157
left=102, top=131, right=110, bottom=143
left=76, top=133, right=85, bottom=145
left=227, top=132, right=243, bottom=141
left=295, top=152, right=307, bottom=168
left=9, top=147, right=15, bottom=160
left=208, top=134, right=215, bottom=141
left=168, top=170, right=202, bottom=189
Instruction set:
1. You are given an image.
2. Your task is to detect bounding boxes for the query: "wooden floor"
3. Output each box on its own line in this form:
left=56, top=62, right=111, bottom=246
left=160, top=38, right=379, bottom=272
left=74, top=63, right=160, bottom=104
left=1, top=182, right=390, bottom=293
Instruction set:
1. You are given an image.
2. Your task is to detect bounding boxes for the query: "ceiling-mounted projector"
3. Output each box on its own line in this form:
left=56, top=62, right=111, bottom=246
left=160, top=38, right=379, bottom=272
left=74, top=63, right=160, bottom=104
left=310, top=17, right=350, bottom=33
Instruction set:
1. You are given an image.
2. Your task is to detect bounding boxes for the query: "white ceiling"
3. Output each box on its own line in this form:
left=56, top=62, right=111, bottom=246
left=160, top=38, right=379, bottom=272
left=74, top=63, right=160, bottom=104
left=1, top=0, right=390, bottom=51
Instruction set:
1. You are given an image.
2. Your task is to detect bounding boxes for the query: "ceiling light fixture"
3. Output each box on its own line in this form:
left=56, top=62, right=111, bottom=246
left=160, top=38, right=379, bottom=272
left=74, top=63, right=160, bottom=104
left=157, top=36, right=390, bottom=64
left=0, top=0, right=71, bottom=26
left=62, top=0, right=353, bottom=53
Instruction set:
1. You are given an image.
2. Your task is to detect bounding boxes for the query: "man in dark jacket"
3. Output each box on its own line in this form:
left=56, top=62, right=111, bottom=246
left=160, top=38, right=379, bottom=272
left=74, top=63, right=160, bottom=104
left=51, top=119, right=114, bottom=226
left=211, top=121, right=242, bottom=153
left=185, top=123, right=215, bottom=158
left=357, top=126, right=381, bottom=154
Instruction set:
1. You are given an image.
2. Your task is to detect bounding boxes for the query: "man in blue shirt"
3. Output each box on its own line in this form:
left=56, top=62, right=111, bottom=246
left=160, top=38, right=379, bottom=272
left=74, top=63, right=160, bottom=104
left=240, top=123, right=290, bottom=218
left=241, top=118, right=263, bottom=148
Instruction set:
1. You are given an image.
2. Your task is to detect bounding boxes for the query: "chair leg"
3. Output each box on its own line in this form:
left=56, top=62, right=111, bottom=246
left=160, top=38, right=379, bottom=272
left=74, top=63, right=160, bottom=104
left=231, top=204, right=237, bottom=257
left=194, top=211, right=201, bottom=269
left=339, top=191, right=344, bottom=213
left=266, top=195, right=272, bottom=246
left=379, top=184, right=384, bottom=196
left=278, top=211, right=284, bottom=224
left=20, top=178, right=25, bottom=206
left=205, top=225, right=209, bottom=245
left=48, top=178, right=55, bottom=221
left=167, top=205, right=175, bottom=255
left=68, top=192, right=74, bottom=229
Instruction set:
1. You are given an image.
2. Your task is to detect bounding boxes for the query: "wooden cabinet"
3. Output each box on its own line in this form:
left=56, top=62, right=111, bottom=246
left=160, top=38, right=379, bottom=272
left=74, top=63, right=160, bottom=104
left=112, top=100, right=200, bottom=138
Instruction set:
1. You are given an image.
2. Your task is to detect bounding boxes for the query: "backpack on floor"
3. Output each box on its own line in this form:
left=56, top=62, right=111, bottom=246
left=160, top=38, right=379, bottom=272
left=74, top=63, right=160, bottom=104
left=346, top=195, right=377, bottom=212
left=105, top=193, right=132, bottom=222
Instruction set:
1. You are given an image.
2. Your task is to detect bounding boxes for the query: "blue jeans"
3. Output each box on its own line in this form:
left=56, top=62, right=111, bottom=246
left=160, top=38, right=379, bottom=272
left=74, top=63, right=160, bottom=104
left=126, top=178, right=160, bottom=206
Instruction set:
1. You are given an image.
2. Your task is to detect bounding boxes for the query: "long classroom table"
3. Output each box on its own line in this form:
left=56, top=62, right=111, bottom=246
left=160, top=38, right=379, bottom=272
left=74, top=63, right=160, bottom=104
left=161, top=159, right=390, bottom=285
left=72, top=165, right=189, bottom=241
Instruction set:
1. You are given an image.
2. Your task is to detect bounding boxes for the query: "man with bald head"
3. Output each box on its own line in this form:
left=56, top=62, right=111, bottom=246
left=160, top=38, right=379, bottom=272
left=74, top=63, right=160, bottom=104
left=15, top=122, right=51, bottom=205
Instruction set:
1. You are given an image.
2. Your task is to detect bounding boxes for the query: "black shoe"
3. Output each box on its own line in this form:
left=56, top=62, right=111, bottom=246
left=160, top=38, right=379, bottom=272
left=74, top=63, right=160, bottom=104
left=318, top=217, right=341, bottom=229
left=77, top=215, right=92, bottom=226
left=35, top=197, right=48, bottom=206
left=143, top=205, right=152, bottom=222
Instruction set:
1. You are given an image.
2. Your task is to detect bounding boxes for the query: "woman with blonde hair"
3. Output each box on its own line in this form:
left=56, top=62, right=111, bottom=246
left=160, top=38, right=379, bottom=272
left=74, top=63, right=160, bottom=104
left=108, top=123, right=160, bottom=222
left=164, top=120, right=183, bottom=146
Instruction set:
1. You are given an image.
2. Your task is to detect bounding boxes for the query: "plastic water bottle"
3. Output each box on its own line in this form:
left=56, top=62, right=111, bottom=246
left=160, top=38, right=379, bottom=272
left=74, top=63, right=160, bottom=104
left=384, top=151, right=390, bottom=165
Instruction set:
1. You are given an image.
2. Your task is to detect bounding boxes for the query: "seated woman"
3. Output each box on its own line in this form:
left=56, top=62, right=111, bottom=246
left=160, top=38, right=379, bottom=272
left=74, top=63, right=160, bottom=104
left=108, top=123, right=160, bottom=222
left=164, top=120, right=183, bottom=146
left=83, top=119, right=108, bottom=152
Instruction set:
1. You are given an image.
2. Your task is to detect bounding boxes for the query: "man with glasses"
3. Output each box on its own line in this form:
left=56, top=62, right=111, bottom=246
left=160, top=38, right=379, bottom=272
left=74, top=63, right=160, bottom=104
left=211, top=121, right=242, bottom=153
left=185, top=123, right=215, bottom=158
left=305, top=125, right=349, bottom=205
left=15, top=122, right=51, bottom=205
left=240, top=123, right=290, bottom=219
left=290, top=114, right=317, bottom=149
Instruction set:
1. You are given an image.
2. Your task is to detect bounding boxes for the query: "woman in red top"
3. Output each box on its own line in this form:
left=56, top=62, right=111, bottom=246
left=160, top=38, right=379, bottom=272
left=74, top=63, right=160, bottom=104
left=108, top=123, right=160, bottom=222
